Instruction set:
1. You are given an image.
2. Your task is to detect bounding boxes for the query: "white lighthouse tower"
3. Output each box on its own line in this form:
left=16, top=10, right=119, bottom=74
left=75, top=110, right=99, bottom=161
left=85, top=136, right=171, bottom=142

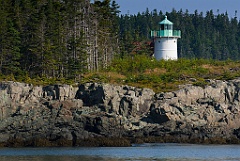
left=151, top=16, right=181, bottom=60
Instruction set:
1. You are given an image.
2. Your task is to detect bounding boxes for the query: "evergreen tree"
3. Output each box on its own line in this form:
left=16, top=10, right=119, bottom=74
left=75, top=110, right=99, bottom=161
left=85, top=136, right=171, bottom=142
left=118, top=8, right=240, bottom=61
left=0, top=0, right=22, bottom=75
left=0, top=0, right=9, bottom=74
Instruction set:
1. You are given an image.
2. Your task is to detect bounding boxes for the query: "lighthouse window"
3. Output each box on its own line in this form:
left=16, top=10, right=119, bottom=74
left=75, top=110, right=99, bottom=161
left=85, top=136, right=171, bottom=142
left=161, top=25, right=164, bottom=30
left=161, top=24, right=173, bottom=30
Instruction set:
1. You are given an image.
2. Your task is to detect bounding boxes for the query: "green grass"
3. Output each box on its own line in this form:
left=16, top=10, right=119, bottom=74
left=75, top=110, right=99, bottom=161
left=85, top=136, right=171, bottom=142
left=1, top=55, right=240, bottom=93
left=81, top=56, right=240, bottom=93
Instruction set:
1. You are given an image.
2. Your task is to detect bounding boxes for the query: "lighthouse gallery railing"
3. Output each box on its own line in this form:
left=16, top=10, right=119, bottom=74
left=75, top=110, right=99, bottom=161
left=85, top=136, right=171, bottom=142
left=151, top=30, right=181, bottom=38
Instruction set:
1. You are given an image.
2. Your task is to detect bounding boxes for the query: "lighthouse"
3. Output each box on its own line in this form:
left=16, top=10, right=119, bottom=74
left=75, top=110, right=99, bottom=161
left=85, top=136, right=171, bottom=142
left=151, top=16, right=181, bottom=60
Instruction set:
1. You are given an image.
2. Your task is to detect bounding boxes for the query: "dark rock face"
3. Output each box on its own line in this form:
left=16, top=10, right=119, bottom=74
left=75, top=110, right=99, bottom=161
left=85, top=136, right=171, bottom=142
left=1, top=79, right=240, bottom=147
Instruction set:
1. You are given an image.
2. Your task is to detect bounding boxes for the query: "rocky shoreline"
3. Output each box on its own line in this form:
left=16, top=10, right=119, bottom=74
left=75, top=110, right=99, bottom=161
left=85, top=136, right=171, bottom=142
left=1, top=79, right=240, bottom=147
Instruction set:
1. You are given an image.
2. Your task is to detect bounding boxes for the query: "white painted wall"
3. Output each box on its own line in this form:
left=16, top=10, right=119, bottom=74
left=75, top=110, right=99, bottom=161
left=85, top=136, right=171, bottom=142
left=154, top=37, right=178, bottom=60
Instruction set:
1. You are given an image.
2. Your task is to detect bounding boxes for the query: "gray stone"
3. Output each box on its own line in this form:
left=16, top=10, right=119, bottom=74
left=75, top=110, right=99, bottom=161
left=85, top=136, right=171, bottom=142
left=1, top=79, right=240, bottom=146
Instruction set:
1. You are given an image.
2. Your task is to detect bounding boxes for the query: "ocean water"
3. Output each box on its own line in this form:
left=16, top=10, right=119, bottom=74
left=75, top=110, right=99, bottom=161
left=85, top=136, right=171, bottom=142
left=0, top=143, right=240, bottom=161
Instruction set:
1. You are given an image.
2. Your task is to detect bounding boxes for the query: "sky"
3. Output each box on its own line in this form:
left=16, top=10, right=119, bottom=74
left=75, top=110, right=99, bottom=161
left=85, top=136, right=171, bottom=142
left=115, top=0, right=240, bottom=18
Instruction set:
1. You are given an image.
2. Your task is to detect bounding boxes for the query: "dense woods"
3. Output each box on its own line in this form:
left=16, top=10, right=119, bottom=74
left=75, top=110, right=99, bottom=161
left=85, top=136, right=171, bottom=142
left=119, top=9, right=240, bottom=60
left=1, top=0, right=240, bottom=82
left=0, top=0, right=120, bottom=80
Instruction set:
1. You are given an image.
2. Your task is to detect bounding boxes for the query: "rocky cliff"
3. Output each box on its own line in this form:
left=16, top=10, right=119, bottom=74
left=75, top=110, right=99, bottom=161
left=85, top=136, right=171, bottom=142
left=1, top=79, right=240, bottom=147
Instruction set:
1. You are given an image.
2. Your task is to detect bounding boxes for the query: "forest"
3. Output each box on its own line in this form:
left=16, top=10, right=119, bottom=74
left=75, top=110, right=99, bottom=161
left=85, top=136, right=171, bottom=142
left=1, top=0, right=240, bottom=85
left=119, top=8, right=240, bottom=60
left=0, top=0, right=120, bottom=80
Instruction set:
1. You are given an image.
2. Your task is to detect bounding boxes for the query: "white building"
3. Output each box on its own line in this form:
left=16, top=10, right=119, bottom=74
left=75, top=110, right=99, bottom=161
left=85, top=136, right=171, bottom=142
left=151, top=16, right=181, bottom=60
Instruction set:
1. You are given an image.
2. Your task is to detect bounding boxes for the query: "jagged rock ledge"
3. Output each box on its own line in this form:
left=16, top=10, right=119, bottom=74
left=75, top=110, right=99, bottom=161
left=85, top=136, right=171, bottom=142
left=1, top=79, right=240, bottom=147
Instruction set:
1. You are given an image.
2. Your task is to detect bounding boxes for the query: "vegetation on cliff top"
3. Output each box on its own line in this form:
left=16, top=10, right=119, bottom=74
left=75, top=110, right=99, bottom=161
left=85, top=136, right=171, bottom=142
left=80, top=55, right=240, bottom=92
left=2, top=55, right=240, bottom=93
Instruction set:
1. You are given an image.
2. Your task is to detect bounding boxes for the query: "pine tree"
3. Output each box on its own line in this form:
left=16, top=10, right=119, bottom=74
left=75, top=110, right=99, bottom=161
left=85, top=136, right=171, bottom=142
left=0, top=0, right=9, bottom=74
left=0, top=0, right=22, bottom=75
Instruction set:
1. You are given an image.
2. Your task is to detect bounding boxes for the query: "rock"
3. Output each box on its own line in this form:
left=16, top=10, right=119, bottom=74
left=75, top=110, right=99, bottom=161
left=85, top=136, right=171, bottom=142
left=150, top=108, right=170, bottom=123
left=0, top=133, right=9, bottom=143
left=75, top=83, right=105, bottom=106
left=1, top=79, right=240, bottom=147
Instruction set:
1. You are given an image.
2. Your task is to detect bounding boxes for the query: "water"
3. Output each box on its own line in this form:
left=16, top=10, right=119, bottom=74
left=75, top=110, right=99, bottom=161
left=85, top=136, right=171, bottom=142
left=0, top=143, right=240, bottom=161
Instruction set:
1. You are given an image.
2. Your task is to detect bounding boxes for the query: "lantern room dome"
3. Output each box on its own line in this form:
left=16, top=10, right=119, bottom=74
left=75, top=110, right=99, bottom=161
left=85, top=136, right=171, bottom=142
left=159, top=16, right=173, bottom=25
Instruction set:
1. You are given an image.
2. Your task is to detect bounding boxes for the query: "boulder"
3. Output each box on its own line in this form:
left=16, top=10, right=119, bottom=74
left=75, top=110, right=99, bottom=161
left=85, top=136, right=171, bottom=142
left=1, top=79, right=240, bottom=146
